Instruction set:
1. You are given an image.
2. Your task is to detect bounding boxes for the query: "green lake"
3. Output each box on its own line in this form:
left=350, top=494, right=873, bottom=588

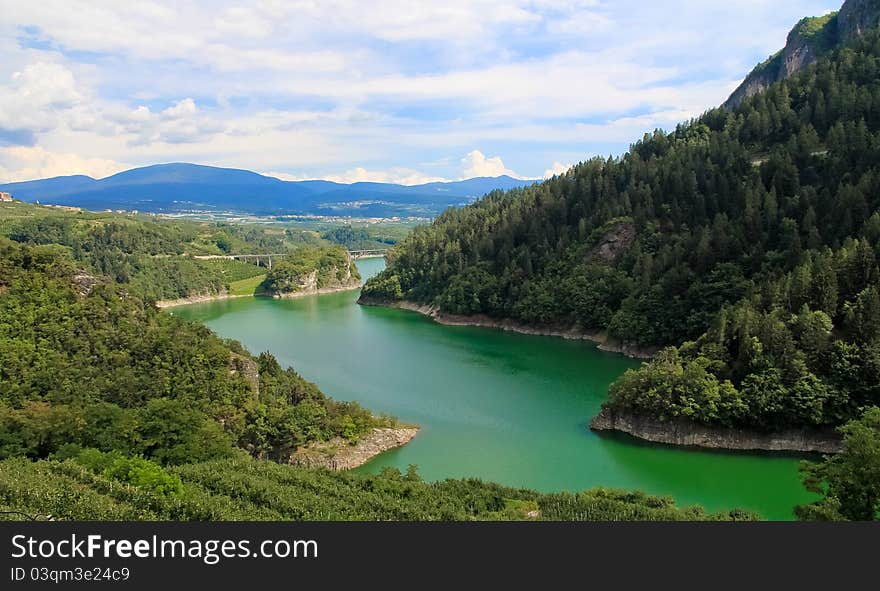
left=173, top=257, right=815, bottom=520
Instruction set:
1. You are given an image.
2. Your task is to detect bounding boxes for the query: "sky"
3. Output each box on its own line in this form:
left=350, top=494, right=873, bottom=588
left=0, top=0, right=839, bottom=185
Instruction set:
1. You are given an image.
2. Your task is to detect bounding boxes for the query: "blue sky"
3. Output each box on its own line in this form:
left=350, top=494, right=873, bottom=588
left=0, top=0, right=839, bottom=184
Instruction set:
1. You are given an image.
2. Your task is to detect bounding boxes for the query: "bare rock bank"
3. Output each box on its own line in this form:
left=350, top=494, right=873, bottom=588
left=358, top=297, right=656, bottom=360
left=269, top=281, right=361, bottom=299
left=288, top=427, right=420, bottom=470
left=155, top=290, right=249, bottom=308
left=590, top=408, right=842, bottom=454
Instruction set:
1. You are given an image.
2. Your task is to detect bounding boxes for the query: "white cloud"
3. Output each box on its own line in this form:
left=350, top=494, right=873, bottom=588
left=110, top=98, right=225, bottom=146
left=461, top=150, right=519, bottom=179
left=262, top=171, right=307, bottom=182
left=323, top=167, right=447, bottom=185
left=0, top=146, right=127, bottom=182
left=162, top=98, right=197, bottom=119
left=543, top=162, right=572, bottom=179
left=0, top=61, right=83, bottom=136
left=0, top=0, right=840, bottom=181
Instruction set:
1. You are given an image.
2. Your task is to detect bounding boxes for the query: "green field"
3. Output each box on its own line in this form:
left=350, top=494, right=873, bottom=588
left=229, top=273, right=268, bottom=296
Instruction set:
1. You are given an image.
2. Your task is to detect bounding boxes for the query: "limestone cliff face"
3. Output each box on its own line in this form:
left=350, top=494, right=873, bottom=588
left=267, top=258, right=360, bottom=298
left=839, top=0, right=880, bottom=39
left=590, top=408, right=842, bottom=454
left=724, top=0, right=880, bottom=109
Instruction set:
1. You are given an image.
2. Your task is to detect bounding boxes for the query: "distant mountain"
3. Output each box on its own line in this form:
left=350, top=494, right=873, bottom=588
left=0, top=163, right=538, bottom=217
left=725, top=0, right=880, bottom=109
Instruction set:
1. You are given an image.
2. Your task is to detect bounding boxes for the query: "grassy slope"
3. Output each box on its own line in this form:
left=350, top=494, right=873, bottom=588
left=228, top=274, right=268, bottom=296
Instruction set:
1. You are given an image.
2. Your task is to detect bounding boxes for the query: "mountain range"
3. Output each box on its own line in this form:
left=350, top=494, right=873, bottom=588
left=0, top=163, right=538, bottom=218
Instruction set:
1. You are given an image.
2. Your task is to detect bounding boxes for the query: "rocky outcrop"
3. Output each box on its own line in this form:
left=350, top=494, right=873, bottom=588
left=229, top=352, right=260, bottom=395
left=357, top=298, right=657, bottom=359
left=267, top=256, right=361, bottom=299
left=587, top=221, right=636, bottom=264
left=725, top=1, right=880, bottom=110
left=725, top=15, right=834, bottom=109
left=288, top=427, right=419, bottom=470
left=590, top=408, right=843, bottom=454
left=839, top=0, right=880, bottom=40
left=72, top=270, right=99, bottom=296
left=269, top=271, right=360, bottom=299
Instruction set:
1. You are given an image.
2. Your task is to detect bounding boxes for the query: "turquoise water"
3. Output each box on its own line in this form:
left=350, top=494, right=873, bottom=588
left=173, top=258, right=815, bottom=519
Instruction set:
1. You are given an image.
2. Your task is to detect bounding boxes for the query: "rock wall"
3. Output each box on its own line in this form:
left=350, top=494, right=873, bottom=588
left=839, top=0, right=880, bottom=40
left=590, top=408, right=842, bottom=453
left=268, top=258, right=360, bottom=298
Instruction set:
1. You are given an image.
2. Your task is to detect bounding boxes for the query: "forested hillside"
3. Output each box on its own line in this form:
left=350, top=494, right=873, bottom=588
left=363, top=28, right=880, bottom=432
left=0, top=232, right=757, bottom=522
left=0, top=237, right=388, bottom=464
left=0, top=201, right=322, bottom=301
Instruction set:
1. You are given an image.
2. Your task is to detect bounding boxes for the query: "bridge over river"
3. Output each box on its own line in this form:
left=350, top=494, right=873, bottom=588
left=193, top=249, right=387, bottom=269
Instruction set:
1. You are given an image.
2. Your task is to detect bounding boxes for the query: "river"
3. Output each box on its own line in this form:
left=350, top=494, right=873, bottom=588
left=172, top=257, right=815, bottom=520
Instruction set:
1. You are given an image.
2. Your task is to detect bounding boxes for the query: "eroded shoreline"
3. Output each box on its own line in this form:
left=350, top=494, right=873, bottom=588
left=156, top=283, right=362, bottom=308
left=288, top=427, right=420, bottom=470
left=357, top=297, right=657, bottom=359
left=589, top=408, right=842, bottom=454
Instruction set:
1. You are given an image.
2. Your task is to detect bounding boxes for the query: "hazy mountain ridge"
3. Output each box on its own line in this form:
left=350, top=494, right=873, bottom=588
left=0, top=163, right=537, bottom=217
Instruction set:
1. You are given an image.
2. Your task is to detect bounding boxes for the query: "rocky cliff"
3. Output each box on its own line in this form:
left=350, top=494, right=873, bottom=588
left=839, top=0, right=880, bottom=39
left=724, top=0, right=880, bottom=109
left=265, top=253, right=361, bottom=298
left=590, top=408, right=842, bottom=453
left=269, top=266, right=354, bottom=297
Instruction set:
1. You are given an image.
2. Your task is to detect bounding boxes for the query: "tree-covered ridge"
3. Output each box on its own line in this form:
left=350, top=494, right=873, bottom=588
left=263, top=245, right=360, bottom=295
left=0, top=237, right=388, bottom=464
left=364, top=29, right=880, bottom=431
left=605, top=238, right=879, bottom=431
left=0, top=201, right=324, bottom=301
left=320, top=224, right=398, bottom=250
left=0, top=454, right=756, bottom=522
